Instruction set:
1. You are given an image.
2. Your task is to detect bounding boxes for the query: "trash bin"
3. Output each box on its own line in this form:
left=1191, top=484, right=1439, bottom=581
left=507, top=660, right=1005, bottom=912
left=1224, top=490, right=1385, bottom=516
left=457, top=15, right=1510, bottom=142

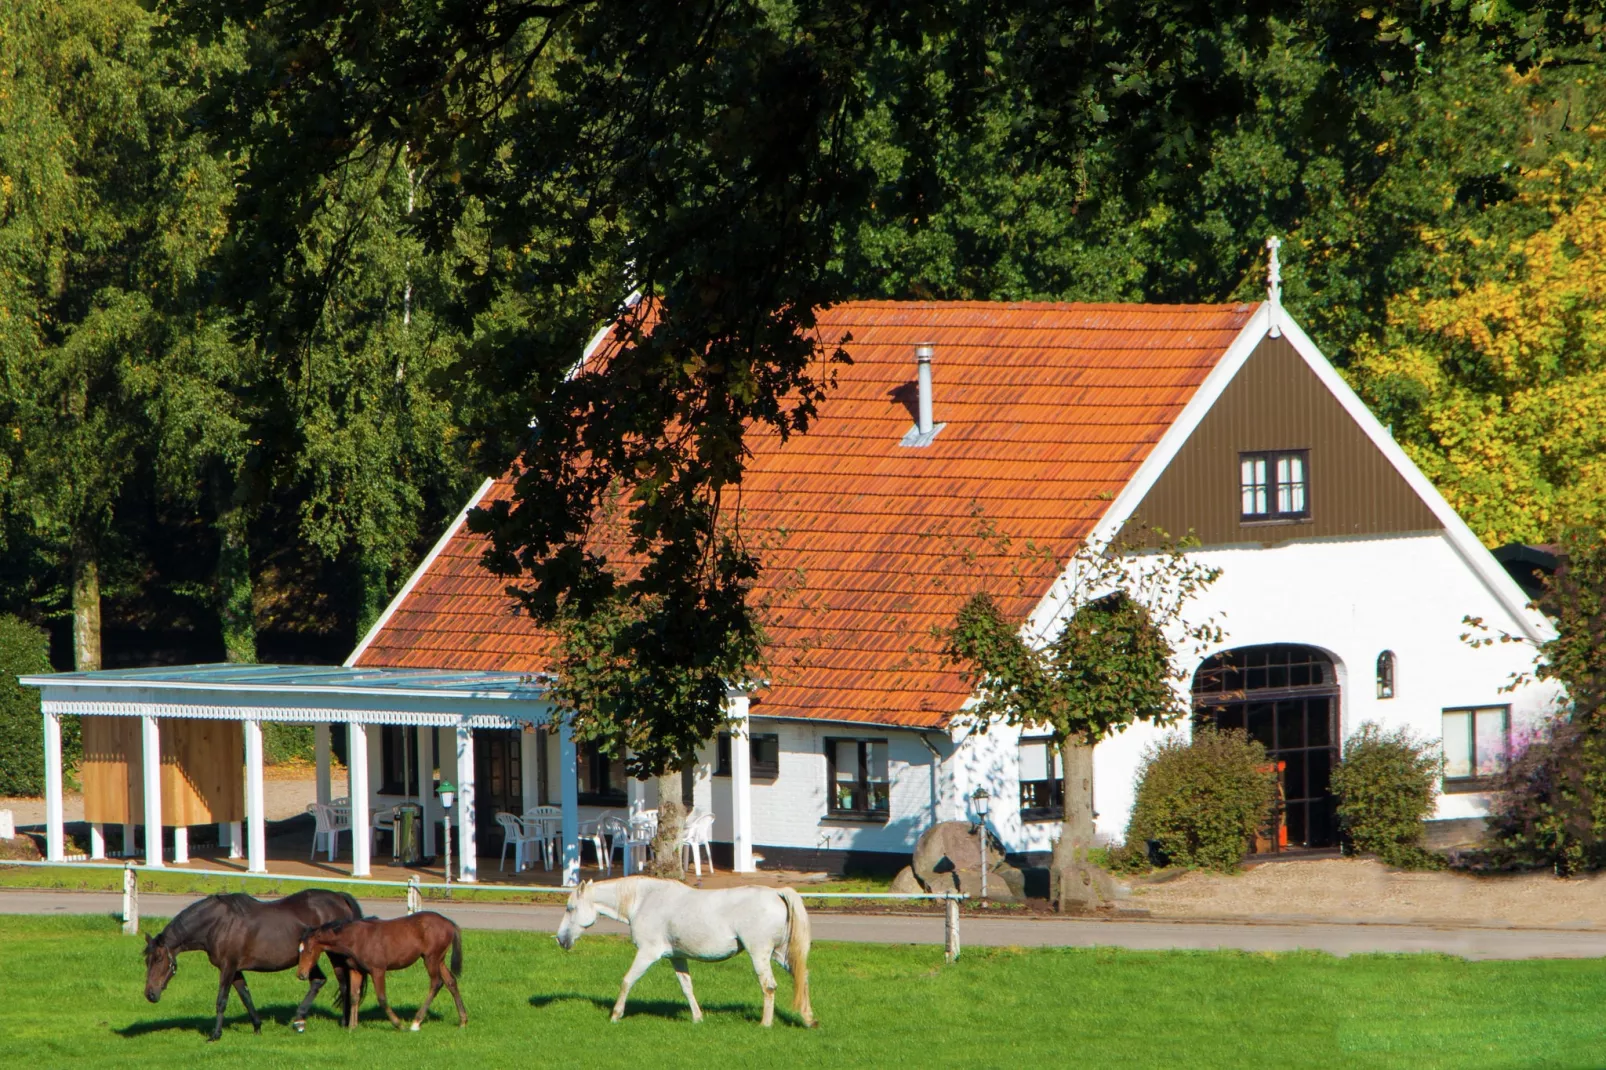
left=393, top=802, right=423, bottom=865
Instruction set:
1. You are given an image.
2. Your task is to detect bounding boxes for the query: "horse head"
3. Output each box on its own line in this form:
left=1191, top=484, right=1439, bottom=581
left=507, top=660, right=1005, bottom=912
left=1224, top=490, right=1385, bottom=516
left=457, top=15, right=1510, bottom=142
left=556, top=880, right=596, bottom=950
left=296, top=924, right=334, bottom=981
left=142, top=933, right=177, bottom=1003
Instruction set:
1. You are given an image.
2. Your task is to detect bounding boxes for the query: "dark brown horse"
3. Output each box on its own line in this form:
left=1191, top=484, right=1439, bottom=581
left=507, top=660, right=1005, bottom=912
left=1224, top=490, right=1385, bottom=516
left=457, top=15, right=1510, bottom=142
left=297, top=911, right=467, bottom=1030
left=143, top=889, right=363, bottom=1041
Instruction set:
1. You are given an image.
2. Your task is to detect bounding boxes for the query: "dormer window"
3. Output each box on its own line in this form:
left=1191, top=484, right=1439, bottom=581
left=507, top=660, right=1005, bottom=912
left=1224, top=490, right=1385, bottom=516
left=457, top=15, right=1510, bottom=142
left=1241, top=450, right=1309, bottom=521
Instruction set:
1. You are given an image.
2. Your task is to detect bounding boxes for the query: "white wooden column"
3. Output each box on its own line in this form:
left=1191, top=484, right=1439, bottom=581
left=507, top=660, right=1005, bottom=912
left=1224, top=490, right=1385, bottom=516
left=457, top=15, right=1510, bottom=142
left=141, top=715, right=164, bottom=868
left=418, top=726, right=437, bottom=858
left=729, top=693, right=755, bottom=873
left=43, top=710, right=65, bottom=862
left=121, top=822, right=135, bottom=859
left=314, top=722, right=332, bottom=806
left=520, top=726, right=540, bottom=814
left=627, top=763, right=646, bottom=815
left=90, top=824, right=105, bottom=860
left=244, top=719, right=266, bottom=873
left=222, top=821, right=243, bottom=860
left=349, top=722, right=371, bottom=877
left=558, top=719, right=580, bottom=885
left=172, top=826, right=189, bottom=864
left=455, top=722, right=477, bottom=882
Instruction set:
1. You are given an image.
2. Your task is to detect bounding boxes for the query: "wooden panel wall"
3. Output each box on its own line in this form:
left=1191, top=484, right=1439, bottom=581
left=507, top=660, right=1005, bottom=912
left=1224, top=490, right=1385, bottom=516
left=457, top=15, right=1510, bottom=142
left=1121, top=336, right=1441, bottom=547
left=81, top=716, right=140, bottom=825
left=78, top=716, right=244, bottom=825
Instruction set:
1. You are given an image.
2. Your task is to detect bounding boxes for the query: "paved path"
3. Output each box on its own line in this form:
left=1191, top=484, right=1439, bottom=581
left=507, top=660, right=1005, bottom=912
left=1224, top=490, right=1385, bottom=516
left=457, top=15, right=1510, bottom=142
left=5, top=889, right=1605, bottom=961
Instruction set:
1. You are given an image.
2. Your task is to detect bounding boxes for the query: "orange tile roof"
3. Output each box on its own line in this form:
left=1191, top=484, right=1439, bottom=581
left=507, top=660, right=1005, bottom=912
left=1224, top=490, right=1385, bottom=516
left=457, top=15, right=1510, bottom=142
left=356, top=301, right=1258, bottom=728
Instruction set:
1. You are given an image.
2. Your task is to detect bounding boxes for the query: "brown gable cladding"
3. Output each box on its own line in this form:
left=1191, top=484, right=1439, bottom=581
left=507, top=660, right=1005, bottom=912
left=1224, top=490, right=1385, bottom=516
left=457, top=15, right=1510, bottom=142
left=1121, top=334, right=1442, bottom=547
left=355, top=301, right=1257, bottom=728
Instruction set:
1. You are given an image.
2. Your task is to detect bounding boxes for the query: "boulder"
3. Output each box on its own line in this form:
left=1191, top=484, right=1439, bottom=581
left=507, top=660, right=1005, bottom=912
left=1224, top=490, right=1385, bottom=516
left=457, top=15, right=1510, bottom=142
left=910, top=820, right=1027, bottom=903
left=889, top=866, right=924, bottom=895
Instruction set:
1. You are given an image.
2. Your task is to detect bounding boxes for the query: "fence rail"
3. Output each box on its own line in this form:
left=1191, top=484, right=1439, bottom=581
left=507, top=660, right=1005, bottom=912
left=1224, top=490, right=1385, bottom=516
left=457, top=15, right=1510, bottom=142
left=1, top=858, right=969, bottom=961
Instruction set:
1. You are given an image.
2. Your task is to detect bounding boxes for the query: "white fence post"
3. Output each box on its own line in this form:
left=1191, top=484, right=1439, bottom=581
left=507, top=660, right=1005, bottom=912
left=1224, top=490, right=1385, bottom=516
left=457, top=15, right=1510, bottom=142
left=944, top=895, right=960, bottom=964
left=122, top=864, right=139, bottom=936
left=407, top=876, right=421, bottom=915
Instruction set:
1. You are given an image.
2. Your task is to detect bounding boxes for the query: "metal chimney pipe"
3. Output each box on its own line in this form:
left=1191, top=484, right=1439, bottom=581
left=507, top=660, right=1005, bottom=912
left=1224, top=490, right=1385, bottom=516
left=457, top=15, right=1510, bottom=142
left=914, top=344, right=935, bottom=436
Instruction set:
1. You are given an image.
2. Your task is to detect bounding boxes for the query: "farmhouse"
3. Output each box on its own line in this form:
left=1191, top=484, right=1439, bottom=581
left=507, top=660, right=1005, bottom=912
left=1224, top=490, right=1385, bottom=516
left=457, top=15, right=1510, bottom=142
left=23, top=273, right=1559, bottom=878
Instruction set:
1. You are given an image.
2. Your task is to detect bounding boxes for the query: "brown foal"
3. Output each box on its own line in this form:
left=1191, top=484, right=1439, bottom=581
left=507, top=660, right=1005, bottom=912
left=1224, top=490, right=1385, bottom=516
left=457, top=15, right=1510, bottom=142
left=297, top=912, right=467, bottom=1030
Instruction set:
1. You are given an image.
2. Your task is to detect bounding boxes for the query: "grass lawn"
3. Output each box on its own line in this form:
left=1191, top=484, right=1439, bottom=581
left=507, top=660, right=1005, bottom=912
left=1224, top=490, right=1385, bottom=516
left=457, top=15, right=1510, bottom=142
left=0, top=917, right=1602, bottom=1068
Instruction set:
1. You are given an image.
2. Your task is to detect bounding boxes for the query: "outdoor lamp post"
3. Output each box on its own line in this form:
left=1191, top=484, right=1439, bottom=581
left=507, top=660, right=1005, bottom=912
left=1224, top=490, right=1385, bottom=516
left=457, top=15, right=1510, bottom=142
left=439, top=782, right=456, bottom=886
left=972, top=787, right=991, bottom=900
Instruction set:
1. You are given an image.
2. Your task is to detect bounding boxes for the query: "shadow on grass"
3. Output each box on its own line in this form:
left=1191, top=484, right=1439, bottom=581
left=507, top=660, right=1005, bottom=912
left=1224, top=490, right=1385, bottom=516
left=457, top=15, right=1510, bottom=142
left=527, top=991, right=808, bottom=1028
left=116, top=1003, right=347, bottom=1038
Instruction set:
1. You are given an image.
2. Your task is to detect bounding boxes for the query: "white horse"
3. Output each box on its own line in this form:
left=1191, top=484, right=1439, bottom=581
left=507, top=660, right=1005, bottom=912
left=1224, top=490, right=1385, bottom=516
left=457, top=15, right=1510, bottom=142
left=555, top=876, right=816, bottom=1028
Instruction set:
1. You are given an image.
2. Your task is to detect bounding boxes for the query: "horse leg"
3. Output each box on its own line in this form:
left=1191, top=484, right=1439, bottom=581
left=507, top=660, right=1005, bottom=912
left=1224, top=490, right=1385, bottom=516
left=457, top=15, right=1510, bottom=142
left=611, top=948, right=660, bottom=1023
left=291, top=963, right=326, bottom=1032
left=747, top=946, right=779, bottom=1028
left=411, top=956, right=444, bottom=1031
left=232, top=975, right=263, bottom=1034
left=670, top=956, right=704, bottom=1024
left=209, top=969, right=234, bottom=1042
left=440, top=959, right=468, bottom=1027
left=346, top=969, right=364, bottom=1029
left=372, top=968, right=404, bottom=1029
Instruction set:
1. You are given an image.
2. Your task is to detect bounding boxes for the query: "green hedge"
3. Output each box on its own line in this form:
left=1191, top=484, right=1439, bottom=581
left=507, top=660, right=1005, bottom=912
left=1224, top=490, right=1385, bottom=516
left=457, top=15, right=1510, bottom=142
left=1118, top=727, right=1277, bottom=872
left=263, top=722, right=316, bottom=765
left=0, top=616, right=75, bottom=796
left=1331, top=722, right=1444, bottom=870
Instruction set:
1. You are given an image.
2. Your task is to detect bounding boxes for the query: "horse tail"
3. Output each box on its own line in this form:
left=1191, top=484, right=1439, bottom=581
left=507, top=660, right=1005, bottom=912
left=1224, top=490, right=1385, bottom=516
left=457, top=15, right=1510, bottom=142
left=778, top=887, right=815, bottom=1026
left=450, top=923, right=464, bottom=978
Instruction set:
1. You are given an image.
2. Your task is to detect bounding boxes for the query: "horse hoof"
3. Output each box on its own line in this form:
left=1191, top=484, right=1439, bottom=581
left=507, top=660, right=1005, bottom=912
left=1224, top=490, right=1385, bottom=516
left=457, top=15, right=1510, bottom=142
left=292, top=1020, right=305, bottom=1034
left=410, top=1022, right=421, bottom=1032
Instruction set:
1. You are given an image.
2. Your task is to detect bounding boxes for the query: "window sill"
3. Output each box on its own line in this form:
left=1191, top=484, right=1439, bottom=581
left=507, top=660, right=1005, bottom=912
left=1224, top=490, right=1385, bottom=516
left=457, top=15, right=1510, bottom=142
left=713, top=771, right=779, bottom=782
left=1239, top=515, right=1312, bottom=527
left=1442, top=777, right=1500, bottom=795
left=822, top=811, right=891, bottom=825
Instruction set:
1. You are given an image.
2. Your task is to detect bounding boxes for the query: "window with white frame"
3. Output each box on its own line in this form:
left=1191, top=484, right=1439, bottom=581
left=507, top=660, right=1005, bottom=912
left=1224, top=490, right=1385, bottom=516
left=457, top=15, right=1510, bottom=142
left=1240, top=450, right=1310, bottom=521
left=1018, top=736, right=1064, bottom=820
left=1442, top=706, right=1510, bottom=791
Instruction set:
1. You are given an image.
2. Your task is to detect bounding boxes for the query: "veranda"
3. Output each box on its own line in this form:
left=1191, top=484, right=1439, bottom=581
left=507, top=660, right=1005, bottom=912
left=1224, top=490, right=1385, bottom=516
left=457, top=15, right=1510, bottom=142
left=19, top=665, right=760, bottom=884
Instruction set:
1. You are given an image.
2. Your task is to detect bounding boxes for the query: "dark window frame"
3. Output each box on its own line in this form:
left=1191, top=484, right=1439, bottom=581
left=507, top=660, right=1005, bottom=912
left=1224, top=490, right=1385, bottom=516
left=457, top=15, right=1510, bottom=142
left=715, top=732, right=780, bottom=780
left=1376, top=650, right=1396, bottom=700
left=824, top=737, right=890, bottom=823
left=575, top=742, right=628, bottom=806
left=378, top=726, right=420, bottom=796
left=1240, top=449, right=1311, bottom=523
left=1018, top=735, right=1064, bottom=822
left=1442, top=704, right=1511, bottom=794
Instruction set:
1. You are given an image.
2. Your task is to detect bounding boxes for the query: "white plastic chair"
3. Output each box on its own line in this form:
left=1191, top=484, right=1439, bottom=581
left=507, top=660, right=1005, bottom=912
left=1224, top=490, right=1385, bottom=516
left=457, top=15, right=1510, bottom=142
left=496, top=812, right=542, bottom=873
left=591, top=813, right=629, bottom=875
left=523, top=805, right=563, bottom=870
left=622, top=810, right=657, bottom=875
left=679, top=812, right=717, bottom=876
left=371, top=806, right=396, bottom=856
left=307, top=802, right=350, bottom=862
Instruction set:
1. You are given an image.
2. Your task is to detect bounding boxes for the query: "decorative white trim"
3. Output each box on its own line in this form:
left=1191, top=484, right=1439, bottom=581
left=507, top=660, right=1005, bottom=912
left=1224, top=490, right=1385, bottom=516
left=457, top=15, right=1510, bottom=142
left=39, top=698, right=550, bottom=730
left=1275, top=316, right=1552, bottom=643
left=347, top=476, right=497, bottom=667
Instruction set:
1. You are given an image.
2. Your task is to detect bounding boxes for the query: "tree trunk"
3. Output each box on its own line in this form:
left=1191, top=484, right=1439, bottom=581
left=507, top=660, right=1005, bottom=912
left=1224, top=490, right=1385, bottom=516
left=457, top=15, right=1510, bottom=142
left=1050, top=737, right=1115, bottom=913
left=70, top=537, right=101, bottom=672
left=355, top=549, right=391, bottom=642
left=646, top=771, right=686, bottom=880
left=211, top=470, right=256, bottom=663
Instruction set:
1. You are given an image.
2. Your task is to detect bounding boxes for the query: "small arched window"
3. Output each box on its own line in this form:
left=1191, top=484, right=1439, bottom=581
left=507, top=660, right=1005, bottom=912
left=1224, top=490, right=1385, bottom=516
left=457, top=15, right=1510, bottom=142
left=1376, top=650, right=1396, bottom=700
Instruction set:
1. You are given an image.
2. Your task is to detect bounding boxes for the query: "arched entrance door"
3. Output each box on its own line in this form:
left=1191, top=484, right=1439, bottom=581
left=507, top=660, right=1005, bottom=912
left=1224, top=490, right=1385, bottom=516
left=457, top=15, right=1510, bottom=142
left=1192, top=645, right=1340, bottom=849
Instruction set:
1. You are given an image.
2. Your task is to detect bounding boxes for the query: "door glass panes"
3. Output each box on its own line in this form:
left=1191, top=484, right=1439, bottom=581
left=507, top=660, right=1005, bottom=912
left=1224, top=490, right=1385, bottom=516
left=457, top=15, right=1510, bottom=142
left=1019, top=739, right=1049, bottom=781
left=1474, top=707, right=1509, bottom=777
left=1241, top=456, right=1268, bottom=515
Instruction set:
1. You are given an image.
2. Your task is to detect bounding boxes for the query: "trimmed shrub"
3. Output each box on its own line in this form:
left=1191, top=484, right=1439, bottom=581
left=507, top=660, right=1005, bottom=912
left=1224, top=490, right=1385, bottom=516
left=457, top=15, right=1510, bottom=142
left=263, top=722, right=316, bottom=765
left=1331, top=722, right=1444, bottom=869
left=0, top=615, right=73, bottom=795
left=1483, top=715, right=1606, bottom=875
left=1118, top=727, right=1278, bottom=872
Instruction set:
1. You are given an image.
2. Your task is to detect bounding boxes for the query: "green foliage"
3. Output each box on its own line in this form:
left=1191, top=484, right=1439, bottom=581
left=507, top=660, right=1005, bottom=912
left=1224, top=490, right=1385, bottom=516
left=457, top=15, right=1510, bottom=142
left=261, top=723, right=315, bottom=766
left=1332, top=723, right=1444, bottom=870
left=1119, top=728, right=1277, bottom=873
left=0, top=614, right=73, bottom=795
